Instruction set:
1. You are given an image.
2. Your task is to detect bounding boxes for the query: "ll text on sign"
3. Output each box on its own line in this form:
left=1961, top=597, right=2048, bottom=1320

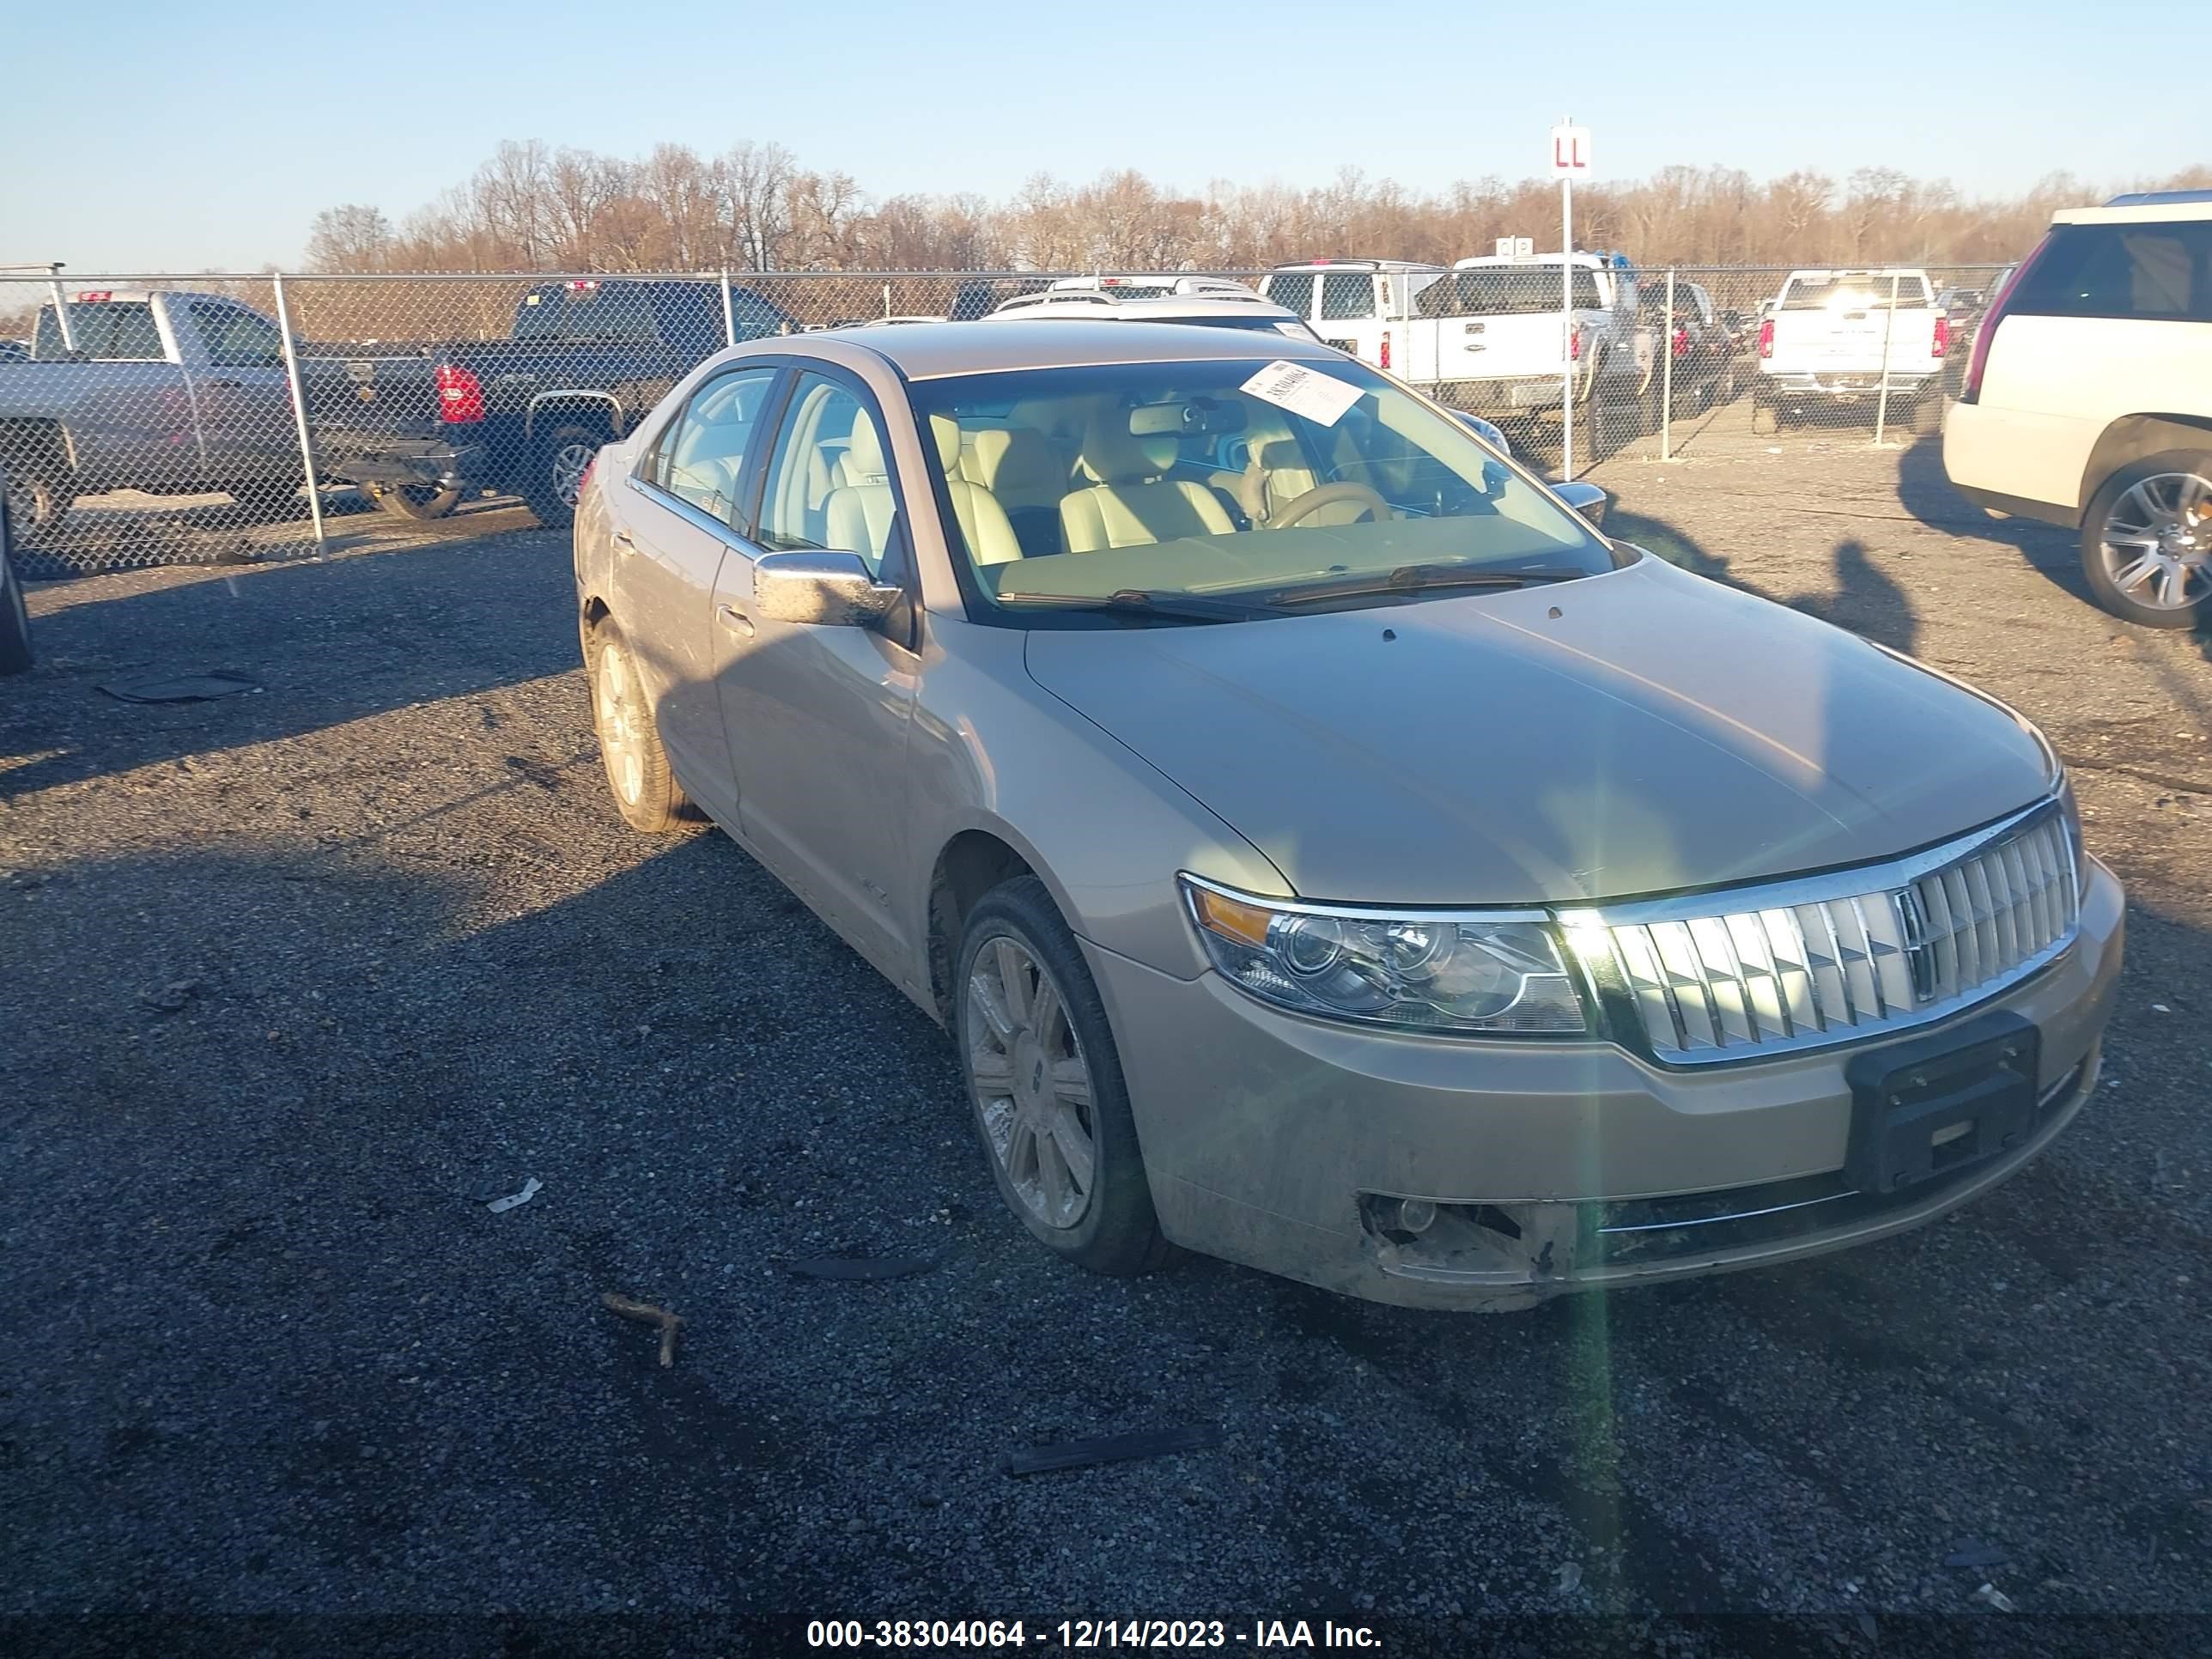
left=1550, top=125, right=1592, bottom=177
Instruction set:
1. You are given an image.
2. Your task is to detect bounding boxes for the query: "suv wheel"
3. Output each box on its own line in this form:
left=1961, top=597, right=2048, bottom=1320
left=954, top=876, right=1172, bottom=1277
left=2081, top=454, right=2212, bottom=628
left=522, top=423, right=604, bottom=531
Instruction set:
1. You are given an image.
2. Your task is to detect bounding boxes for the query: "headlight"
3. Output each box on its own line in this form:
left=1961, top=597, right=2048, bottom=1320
left=1179, top=876, right=1590, bottom=1036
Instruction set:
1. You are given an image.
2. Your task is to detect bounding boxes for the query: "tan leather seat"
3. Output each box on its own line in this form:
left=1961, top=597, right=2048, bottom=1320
left=963, top=428, right=1070, bottom=556
left=826, top=413, right=1021, bottom=568
left=1060, top=411, right=1234, bottom=552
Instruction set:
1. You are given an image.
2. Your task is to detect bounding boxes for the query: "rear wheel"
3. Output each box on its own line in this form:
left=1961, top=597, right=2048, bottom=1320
left=2080, top=455, right=2212, bottom=629
left=3, top=471, right=70, bottom=546
left=520, top=423, right=604, bottom=531
left=954, top=876, right=1172, bottom=1277
left=584, top=619, right=692, bottom=830
left=362, top=480, right=462, bottom=521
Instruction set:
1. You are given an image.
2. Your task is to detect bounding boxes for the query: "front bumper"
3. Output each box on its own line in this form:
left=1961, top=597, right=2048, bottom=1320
left=1085, top=858, right=2124, bottom=1310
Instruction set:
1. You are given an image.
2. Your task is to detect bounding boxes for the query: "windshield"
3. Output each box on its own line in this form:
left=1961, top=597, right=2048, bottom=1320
left=909, top=356, right=1617, bottom=623
left=1779, top=275, right=1932, bottom=310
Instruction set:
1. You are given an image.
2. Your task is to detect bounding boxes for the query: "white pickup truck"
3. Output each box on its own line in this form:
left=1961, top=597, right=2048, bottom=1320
left=1753, top=269, right=1951, bottom=433
left=0, top=289, right=315, bottom=543
left=1264, top=253, right=1651, bottom=448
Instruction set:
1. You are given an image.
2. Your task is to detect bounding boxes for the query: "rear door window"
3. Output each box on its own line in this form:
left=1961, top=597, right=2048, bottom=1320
left=34, top=301, right=165, bottom=359
left=1262, top=272, right=1316, bottom=319
left=646, top=366, right=780, bottom=531
left=2009, top=222, right=2212, bottom=322
left=1319, top=273, right=1376, bottom=320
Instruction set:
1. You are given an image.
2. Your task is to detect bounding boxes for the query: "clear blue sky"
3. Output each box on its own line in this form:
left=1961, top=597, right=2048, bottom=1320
left=0, top=0, right=2181, bottom=273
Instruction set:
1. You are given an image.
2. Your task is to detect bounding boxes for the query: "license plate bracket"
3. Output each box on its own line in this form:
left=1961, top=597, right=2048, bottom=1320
left=1844, top=1012, right=2040, bottom=1195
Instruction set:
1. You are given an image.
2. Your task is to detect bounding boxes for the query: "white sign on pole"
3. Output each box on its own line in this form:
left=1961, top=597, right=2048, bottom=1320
left=1494, top=236, right=1534, bottom=260
left=1550, top=125, right=1592, bottom=178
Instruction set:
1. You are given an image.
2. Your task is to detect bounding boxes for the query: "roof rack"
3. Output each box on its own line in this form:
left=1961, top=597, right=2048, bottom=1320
left=2102, top=188, right=2212, bottom=206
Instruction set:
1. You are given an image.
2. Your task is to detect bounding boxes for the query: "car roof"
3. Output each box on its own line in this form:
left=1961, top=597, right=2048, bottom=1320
left=2056, top=197, right=2212, bottom=226
left=803, top=319, right=1343, bottom=381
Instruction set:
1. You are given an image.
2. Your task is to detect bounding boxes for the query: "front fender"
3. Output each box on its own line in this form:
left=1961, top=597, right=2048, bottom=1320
left=901, top=616, right=1289, bottom=983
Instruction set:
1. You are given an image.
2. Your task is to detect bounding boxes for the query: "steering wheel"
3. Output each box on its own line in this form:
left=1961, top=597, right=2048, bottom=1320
left=1266, top=482, right=1392, bottom=530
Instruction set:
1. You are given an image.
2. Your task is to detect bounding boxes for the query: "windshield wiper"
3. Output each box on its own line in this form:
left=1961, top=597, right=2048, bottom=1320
left=992, top=587, right=1279, bottom=623
left=1264, top=562, right=1582, bottom=608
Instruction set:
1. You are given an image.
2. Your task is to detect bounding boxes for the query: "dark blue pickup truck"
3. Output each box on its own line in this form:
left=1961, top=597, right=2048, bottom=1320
left=328, top=277, right=793, bottom=528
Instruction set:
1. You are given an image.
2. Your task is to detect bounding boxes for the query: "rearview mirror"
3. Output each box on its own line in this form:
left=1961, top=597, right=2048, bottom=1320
left=752, top=550, right=903, bottom=629
left=1553, top=480, right=1609, bottom=530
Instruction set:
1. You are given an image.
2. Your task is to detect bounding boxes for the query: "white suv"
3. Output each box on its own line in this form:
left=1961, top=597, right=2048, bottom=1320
left=1943, top=191, right=2212, bottom=626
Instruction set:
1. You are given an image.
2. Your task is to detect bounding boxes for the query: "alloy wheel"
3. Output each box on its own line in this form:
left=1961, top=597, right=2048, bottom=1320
left=552, top=441, right=597, bottom=509
left=592, top=637, right=646, bottom=805
left=965, top=934, right=1097, bottom=1231
left=2099, top=471, right=2211, bottom=612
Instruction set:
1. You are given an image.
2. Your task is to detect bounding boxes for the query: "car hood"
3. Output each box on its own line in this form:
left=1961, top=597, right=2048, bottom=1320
left=1022, top=555, right=2054, bottom=906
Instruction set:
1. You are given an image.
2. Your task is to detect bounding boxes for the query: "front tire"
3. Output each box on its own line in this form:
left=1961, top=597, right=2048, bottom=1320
left=521, top=423, right=604, bottom=531
left=584, top=619, right=692, bottom=830
left=955, top=877, right=1171, bottom=1277
left=2080, top=454, right=2212, bottom=629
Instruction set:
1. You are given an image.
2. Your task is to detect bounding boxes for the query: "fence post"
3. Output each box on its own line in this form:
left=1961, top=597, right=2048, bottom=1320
left=720, top=270, right=737, bottom=348
left=1662, top=267, right=1675, bottom=462
left=1873, top=269, right=1899, bottom=446
left=270, top=271, right=328, bottom=558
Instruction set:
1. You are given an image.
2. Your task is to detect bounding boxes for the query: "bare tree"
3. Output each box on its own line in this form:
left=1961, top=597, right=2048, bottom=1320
left=307, top=142, right=2212, bottom=277
left=304, top=204, right=396, bottom=272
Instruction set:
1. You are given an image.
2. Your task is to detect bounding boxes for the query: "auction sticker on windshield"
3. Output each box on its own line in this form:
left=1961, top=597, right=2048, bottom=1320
left=1241, top=360, right=1362, bottom=427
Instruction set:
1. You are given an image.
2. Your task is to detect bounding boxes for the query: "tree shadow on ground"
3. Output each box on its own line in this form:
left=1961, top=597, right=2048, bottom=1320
left=2, top=528, right=576, bottom=799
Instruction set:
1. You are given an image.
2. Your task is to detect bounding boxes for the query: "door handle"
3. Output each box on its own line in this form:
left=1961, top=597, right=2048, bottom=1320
left=717, top=603, right=755, bottom=638
left=611, top=528, right=637, bottom=554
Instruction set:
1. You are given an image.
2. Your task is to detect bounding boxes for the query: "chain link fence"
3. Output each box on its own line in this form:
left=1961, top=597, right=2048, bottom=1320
left=0, top=261, right=2012, bottom=578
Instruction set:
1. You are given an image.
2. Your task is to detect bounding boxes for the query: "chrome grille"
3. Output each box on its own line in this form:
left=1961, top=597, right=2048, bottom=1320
left=1566, top=803, right=2079, bottom=1064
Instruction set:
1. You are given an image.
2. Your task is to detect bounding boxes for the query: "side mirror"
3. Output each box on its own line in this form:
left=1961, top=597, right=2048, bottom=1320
left=1553, top=479, right=1610, bottom=530
left=752, top=550, right=902, bottom=628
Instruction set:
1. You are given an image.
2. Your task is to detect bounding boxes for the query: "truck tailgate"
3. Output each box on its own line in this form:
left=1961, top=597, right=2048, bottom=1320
left=1407, top=313, right=1569, bottom=394
left=1767, top=306, right=1939, bottom=375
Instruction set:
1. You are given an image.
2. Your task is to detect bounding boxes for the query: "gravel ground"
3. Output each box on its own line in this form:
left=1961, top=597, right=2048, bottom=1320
left=3, top=428, right=2209, bottom=1656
